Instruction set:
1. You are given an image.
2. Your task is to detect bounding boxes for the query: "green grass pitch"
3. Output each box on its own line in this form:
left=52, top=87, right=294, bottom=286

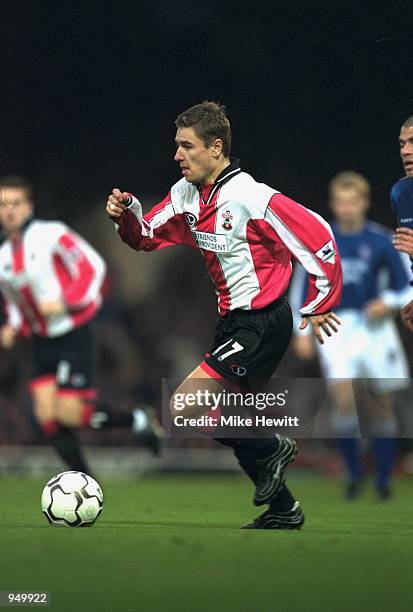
left=1, top=473, right=412, bottom=612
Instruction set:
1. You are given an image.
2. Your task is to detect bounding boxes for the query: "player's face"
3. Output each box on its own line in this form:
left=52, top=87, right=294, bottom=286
left=0, top=187, right=33, bottom=234
left=174, top=127, right=222, bottom=185
left=329, top=187, right=369, bottom=225
left=399, top=126, right=413, bottom=177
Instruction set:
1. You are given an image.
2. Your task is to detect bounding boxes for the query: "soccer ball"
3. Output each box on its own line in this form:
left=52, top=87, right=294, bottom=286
left=41, top=471, right=103, bottom=527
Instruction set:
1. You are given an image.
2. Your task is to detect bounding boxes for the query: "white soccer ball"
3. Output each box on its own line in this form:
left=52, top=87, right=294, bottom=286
left=41, top=471, right=103, bottom=527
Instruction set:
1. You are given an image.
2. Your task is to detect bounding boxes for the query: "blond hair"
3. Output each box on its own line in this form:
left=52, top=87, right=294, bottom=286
left=328, top=171, right=370, bottom=198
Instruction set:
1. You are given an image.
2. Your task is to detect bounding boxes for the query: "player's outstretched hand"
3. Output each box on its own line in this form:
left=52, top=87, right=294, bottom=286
left=401, top=300, right=413, bottom=332
left=393, top=227, right=413, bottom=257
left=106, top=188, right=129, bottom=218
left=300, top=312, right=342, bottom=345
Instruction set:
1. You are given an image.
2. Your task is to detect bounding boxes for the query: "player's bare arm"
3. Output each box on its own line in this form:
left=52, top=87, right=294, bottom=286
left=299, top=312, right=342, bottom=345
left=393, top=227, right=413, bottom=257
left=106, top=188, right=128, bottom=218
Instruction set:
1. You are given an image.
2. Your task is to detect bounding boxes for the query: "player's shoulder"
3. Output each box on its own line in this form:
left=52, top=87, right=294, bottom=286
left=364, top=221, right=393, bottom=243
left=26, top=219, right=70, bottom=241
left=391, top=175, right=413, bottom=193
left=391, top=176, right=413, bottom=204
left=227, top=171, right=278, bottom=207
left=28, top=219, right=68, bottom=232
left=169, top=177, right=197, bottom=208
left=170, top=178, right=196, bottom=198
left=232, top=171, right=277, bottom=193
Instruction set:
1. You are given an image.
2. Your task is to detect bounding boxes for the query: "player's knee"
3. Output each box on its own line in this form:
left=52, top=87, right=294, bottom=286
left=169, top=392, right=195, bottom=419
left=33, top=401, right=55, bottom=424
left=170, top=374, right=220, bottom=419
left=31, top=383, right=58, bottom=424
left=55, top=394, right=84, bottom=427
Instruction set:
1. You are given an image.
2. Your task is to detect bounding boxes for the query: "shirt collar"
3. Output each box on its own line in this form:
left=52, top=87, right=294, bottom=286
left=196, top=159, right=241, bottom=206
left=214, top=158, right=241, bottom=186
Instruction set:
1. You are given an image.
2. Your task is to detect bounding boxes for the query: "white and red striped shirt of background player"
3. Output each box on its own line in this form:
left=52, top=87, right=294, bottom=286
left=0, top=219, right=106, bottom=337
left=114, top=162, right=343, bottom=316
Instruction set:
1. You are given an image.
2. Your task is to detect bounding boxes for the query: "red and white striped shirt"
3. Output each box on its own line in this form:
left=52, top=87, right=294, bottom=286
left=0, top=219, right=106, bottom=337
left=114, top=163, right=342, bottom=316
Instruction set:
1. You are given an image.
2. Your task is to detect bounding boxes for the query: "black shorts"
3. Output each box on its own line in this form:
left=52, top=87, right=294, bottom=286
left=29, top=322, right=96, bottom=393
left=204, top=296, right=293, bottom=383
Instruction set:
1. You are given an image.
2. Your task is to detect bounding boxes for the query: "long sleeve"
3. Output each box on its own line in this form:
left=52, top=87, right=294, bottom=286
left=114, top=192, right=197, bottom=252
left=0, top=221, right=105, bottom=337
left=379, top=240, right=413, bottom=309
left=265, top=193, right=343, bottom=315
left=51, top=231, right=106, bottom=310
left=20, top=223, right=106, bottom=313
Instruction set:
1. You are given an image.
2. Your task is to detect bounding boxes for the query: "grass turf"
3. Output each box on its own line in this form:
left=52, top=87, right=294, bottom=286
left=0, top=473, right=412, bottom=612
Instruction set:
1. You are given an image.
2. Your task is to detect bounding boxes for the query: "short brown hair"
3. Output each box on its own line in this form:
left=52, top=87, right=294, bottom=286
left=0, top=175, right=34, bottom=201
left=328, top=171, right=370, bottom=198
left=175, top=101, right=231, bottom=158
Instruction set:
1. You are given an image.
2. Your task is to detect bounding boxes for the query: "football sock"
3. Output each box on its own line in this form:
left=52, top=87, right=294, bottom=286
left=230, top=440, right=297, bottom=511
left=336, top=438, right=363, bottom=482
left=371, top=438, right=397, bottom=490
left=232, top=441, right=258, bottom=482
left=214, top=437, right=278, bottom=460
left=42, top=422, right=90, bottom=473
left=331, top=410, right=362, bottom=482
left=237, top=437, right=278, bottom=458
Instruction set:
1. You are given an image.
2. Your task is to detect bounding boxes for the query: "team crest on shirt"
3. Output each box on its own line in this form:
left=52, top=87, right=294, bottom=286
left=222, top=210, right=233, bottom=231
left=315, top=240, right=336, bottom=264
left=184, top=212, right=198, bottom=228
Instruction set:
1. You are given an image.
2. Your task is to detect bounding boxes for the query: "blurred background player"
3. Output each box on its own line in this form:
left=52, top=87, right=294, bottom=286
left=392, top=115, right=413, bottom=331
left=0, top=175, right=162, bottom=473
left=105, top=101, right=343, bottom=529
left=291, top=171, right=412, bottom=499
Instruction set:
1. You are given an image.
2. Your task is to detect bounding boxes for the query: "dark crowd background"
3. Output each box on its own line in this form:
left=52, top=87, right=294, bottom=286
left=1, top=0, right=413, bottom=450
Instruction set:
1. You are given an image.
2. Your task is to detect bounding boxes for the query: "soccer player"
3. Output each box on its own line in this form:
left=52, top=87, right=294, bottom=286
left=0, top=175, right=162, bottom=473
left=105, top=101, right=343, bottom=529
left=292, top=171, right=412, bottom=499
left=391, top=115, right=413, bottom=331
